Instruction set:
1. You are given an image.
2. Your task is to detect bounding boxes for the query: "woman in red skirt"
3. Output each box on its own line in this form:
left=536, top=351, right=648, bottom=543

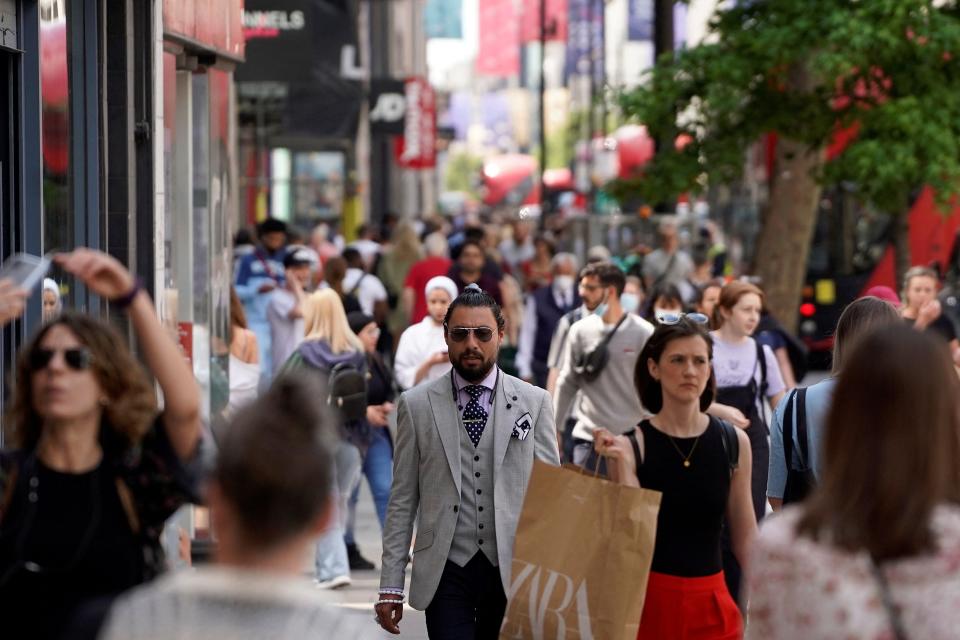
left=595, top=314, right=757, bottom=639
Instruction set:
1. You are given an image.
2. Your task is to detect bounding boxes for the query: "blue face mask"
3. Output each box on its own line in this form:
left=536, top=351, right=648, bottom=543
left=621, top=292, right=640, bottom=314
left=595, top=293, right=609, bottom=317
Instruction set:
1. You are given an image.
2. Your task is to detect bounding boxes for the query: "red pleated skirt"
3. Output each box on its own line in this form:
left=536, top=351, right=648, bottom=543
left=637, top=571, right=742, bottom=640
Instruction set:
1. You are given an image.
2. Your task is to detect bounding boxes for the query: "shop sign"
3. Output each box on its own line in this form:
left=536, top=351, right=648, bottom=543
left=394, top=77, right=436, bottom=170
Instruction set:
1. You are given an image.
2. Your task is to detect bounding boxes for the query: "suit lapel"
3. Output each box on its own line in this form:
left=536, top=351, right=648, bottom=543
left=428, top=374, right=461, bottom=495
left=493, top=373, right=518, bottom=479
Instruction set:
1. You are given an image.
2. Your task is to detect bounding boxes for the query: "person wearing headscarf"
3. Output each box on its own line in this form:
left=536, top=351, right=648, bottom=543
left=393, top=276, right=456, bottom=390
left=42, top=278, right=62, bottom=322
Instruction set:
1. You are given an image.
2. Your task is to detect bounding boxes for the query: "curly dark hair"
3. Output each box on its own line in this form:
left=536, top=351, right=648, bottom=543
left=634, top=318, right=716, bottom=413
left=5, top=313, right=158, bottom=450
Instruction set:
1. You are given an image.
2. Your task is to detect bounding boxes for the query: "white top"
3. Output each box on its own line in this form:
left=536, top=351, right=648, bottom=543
left=267, top=288, right=305, bottom=376
left=748, top=506, right=960, bottom=640
left=101, top=566, right=380, bottom=640
left=226, top=354, right=260, bottom=418
left=349, top=238, right=382, bottom=267
left=343, top=267, right=388, bottom=316
left=394, top=317, right=452, bottom=390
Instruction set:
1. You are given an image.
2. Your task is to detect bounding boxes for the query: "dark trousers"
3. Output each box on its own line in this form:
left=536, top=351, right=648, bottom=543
left=425, top=553, right=507, bottom=640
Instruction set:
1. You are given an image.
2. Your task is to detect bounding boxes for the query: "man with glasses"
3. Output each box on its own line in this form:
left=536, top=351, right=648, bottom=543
left=375, top=284, right=560, bottom=639
left=555, top=263, right=655, bottom=470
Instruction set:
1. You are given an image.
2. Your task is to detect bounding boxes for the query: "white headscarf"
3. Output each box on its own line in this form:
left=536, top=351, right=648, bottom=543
left=424, top=276, right=458, bottom=303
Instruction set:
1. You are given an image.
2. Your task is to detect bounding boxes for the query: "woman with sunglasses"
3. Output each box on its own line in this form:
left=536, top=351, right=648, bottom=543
left=594, top=316, right=755, bottom=639
left=0, top=249, right=202, bottom=639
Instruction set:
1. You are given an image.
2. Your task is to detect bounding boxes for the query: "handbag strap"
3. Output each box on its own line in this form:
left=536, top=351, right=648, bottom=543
left=626, top=428, right=643, bottom=472
left=871, top=560, right=908, bottom=640
left=795, top=387, right=810, bottom=468
left=599, top=313, right=629, bottom=350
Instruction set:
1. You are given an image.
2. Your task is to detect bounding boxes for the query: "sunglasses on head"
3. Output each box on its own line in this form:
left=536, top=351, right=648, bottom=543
left=29, top=347, right=93, bottom=372
left=446, top=326, right=495, bottom=343
left=656, top=312, right=710, bottom=326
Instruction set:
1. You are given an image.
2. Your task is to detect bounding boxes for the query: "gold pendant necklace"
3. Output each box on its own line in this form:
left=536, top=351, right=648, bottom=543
left=667, top=434, right=700, bottom=468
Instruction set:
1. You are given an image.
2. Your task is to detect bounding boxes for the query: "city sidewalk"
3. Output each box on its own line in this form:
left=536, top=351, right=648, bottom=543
left=320, top=482, right=428, bottom=639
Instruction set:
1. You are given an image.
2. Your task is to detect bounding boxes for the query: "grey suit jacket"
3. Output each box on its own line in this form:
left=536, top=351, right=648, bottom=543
left=379, top=369, right=560, bottom=610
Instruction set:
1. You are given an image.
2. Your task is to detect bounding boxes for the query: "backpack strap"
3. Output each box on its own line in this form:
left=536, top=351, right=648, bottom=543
left=795, top=387, right=810, bottom=469
left=782, top=389, right=798, bottom=472
left=754, top=339, right=768, bottom=398
left=717, top=418, right=740, bottom=476
left=348, top=273, right=367, bottom=298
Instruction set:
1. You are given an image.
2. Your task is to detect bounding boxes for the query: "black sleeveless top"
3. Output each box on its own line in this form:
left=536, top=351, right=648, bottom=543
left=633, top=417, right=731, bottom=577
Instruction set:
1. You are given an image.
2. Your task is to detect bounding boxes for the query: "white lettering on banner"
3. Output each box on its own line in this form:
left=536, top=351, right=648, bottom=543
left=370, top=93, right=406, bottom=123
left=401, top=80, right=423, bottom=162
left=340, top=45, right=366, bottom=80
left=505, top=561, right=595, bottom=640
left=241, top=10, right=305, bottom=30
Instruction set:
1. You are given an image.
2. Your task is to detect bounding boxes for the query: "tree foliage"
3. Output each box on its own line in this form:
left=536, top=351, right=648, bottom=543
left=613, top=0, right=960, bottom=215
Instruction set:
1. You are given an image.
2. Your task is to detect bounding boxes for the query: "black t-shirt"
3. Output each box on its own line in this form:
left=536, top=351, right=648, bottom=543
left=905, top=314, right=958, bottom=344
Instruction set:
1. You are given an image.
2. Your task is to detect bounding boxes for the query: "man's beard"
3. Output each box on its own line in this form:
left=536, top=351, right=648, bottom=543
left=452, top=351, right=497, bottom=382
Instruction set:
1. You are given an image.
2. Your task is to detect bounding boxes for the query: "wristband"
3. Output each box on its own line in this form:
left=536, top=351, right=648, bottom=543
left=379, top=588, right=405, bottom=596
left=112, top=277, right=143, bottom=309
left=375, top=598, right=405, bottom=606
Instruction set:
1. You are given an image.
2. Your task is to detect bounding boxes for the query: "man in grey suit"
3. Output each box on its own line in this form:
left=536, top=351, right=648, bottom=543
left=375, top=284, right=560, bottom=638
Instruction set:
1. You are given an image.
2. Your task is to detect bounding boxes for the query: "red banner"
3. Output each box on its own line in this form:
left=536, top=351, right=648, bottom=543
left=394, top=77, right=437, bottom=169
left=476, top=0, right=520, bottom=77
left=520, top=0, right=568, bottom=44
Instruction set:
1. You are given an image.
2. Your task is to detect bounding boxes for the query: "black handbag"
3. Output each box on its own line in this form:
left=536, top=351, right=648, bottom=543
left=782, top=388, right=817, bottom=504
left=574, top=314, right=628, bottom=382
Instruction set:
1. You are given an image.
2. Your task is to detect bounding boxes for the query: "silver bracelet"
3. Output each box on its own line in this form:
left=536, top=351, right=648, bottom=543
left=375, top=598, right=405, bottom=606
left=379, top=588, right=405, bottom=596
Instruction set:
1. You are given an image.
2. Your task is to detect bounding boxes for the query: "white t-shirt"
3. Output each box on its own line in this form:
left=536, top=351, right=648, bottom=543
left=394, top=317, right=451, bottom=389
left=267, top=288, right=304, bottom=375
left=343, top=268, right=388, bottom=316
left=711, top=333, right=785, bottom=417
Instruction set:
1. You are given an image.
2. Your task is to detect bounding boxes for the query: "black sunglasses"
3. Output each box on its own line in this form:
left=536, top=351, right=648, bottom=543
left=446, top=326, right=495, bottom=343
left=29, top=347, right=93, bottom=372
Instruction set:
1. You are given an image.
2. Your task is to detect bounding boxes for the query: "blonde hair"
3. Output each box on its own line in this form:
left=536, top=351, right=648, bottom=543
left=901, top=265, right=939, bottom=307
left=302, top=289, right=363, bottom=354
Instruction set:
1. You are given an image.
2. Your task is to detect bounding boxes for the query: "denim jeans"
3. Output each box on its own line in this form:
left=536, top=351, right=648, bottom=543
left=344, top=427, right=393, bottom=545
left=315, top=440, right=362, bottom=580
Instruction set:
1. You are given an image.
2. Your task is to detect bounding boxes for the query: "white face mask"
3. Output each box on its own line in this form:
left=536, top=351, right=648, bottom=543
left=553, top=275, right=575, bottom=292
left=654, top=307, right=679, bottom=322
left=621, top=293, right=640, bottom=314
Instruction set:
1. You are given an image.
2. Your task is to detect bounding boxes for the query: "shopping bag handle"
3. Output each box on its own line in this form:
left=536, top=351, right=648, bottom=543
left=590, top=453, right=605, bottom=478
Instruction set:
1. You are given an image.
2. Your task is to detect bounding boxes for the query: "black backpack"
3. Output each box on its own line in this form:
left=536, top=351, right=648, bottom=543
left=781, top=387, right=816, bottom=504
left=327, top=360, right=368, bottom=423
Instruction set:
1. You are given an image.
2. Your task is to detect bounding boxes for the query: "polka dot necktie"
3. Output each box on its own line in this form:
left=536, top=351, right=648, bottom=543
left=463, top=385, right=489, bottom=447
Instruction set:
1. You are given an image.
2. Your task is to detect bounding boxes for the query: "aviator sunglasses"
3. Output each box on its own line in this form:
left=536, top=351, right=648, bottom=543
left=445, top=326, right=495, bottom=342
left=656, top=312, right=710, bottom=326
left=29, top=347, right=93, bottom=372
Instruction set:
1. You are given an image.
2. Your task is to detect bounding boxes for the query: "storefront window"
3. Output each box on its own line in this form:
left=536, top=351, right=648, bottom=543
left=40, top=0, right=71, bottom=292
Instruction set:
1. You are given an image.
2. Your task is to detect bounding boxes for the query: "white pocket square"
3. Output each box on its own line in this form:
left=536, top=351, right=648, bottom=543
left=512, top=413, right=532, bottom=440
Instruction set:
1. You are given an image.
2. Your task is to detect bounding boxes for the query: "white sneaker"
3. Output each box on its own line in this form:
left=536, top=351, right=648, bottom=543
left=313, top=575, right=351, bottom=590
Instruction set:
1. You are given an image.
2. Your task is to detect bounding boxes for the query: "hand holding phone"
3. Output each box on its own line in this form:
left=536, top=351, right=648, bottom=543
left=0, top=252, right=53, bottom=292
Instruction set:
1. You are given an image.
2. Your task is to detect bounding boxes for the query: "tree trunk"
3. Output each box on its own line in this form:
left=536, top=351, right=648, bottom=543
left=752, top=137, right=826, bottom=335
left=891, top=208, right=911, bottom=291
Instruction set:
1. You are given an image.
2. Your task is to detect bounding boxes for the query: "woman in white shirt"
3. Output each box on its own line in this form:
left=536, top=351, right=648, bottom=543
left=393, top=276, right=456, bottom=389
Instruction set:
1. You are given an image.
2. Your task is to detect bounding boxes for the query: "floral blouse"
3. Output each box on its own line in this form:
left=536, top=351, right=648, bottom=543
left=747, top=506, right=960, bottom=640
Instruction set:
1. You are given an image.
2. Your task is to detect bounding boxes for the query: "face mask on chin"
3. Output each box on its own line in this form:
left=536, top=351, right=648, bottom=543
left=595, top=293, right=609, bottom=317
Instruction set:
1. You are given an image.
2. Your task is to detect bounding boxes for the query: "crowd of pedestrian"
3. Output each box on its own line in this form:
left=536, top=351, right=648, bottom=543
left=2, top=208, right=960, bottom=639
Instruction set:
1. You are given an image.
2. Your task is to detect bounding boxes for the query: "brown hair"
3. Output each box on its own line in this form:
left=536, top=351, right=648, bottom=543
left=634, top=318, right=717, bottom=413
left=797, top=325, right=960, bottom=561
left=324, top=256, right=348, bottom=296
left=831, top=296, right=901, bottom=374
left=215, top=376, right=335, bottom=548
left=230, top=286, right=248, bottom=330
left=711, top=281, right=764, bottom=329
left=5, top=313, right=158, bottom=450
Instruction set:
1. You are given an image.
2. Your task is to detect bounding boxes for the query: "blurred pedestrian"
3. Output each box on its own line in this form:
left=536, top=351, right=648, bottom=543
left=642, top=216, right=694, bottom=300
left=498, top=220, right=535, bottom=276
left=403, top=232, right=452, bottom=324
left=901, top=266, right=960, bottom=364
left=343, top=312, right=395, bottom=571
left=621, top=275, right=644, bottom=316
left=767, top=296, right=900, bottom=510
left=101, top=378, right=380, bottom=640
left=0, top=249, right=202, bottom=639
left=224, top=287, right=260, bottom=420
left=708, top=280, right=785, bottom=604
left=594, top=317, right=755, bottom=640
left=276, top=289, right=366, bottom=590
left=747, top=325, right=960, bottom=639
left=42, top=278, right=62, bottom=323
left=643, top=281, right=686, bottom=326
left=692, top=281, right=722, bottom=319
left=864, top=284, right=901, bottom=307
left=377, top=223, right=423, bottom=344
left=323, top=255, right=362, bottom=315
left=234, top=218, right=288, bottom=374
left=554, top=263, right=655, bottom=470
left=516, top=252, right=580, bottom=388
left=342, top=248, right=389, bottom=321
left=519, top=235, right=555, bottom=292
left=447, top=240, right=503, bottom=305
left=266, top=248, right=314, bottom=379
left=349, top=224, right=382, bottom=270
left=376, top=285, right=560, bottom=637
left=394, top=276, right=456, bottom=390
